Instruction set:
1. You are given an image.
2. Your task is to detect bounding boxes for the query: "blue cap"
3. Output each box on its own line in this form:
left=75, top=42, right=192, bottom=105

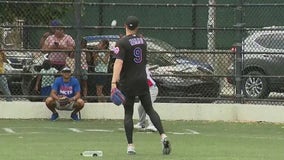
left=50, top=19, right=63, bottom=27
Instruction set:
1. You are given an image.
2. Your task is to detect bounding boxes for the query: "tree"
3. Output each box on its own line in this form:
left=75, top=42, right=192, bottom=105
left=0, top=0, right=73, bottom=25
left=0, top=1, right=75, bottom=49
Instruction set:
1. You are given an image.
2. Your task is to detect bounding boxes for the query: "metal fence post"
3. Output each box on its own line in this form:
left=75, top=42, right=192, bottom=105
left=74, top=0, right=82, bottom=78
left=234, top=43, right=243, bottom=103
left=233, top=0, right=245, bottom=103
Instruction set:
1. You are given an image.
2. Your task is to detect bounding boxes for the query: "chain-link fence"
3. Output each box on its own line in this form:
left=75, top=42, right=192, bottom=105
left=1, top=0, right=284, bottom=105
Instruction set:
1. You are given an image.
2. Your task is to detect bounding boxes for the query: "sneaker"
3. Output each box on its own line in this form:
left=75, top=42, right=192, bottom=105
left=50, top=113, right=59, bottom=121
left=162, top=137, right=171, bottom=155
left=71, top=113, right=80, bottom=121
left=134, top=123, right=145, bottom=129
left=146, top=125, right=157, bottom=132
left=127, top=145, right=136, bottom=155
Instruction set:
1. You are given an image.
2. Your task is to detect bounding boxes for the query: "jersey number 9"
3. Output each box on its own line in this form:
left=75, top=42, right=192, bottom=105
left=133, top=47, right=143, bottom=64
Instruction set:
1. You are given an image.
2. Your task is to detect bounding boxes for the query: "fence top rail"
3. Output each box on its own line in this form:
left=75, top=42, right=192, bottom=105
left=3, top=1, right=284, bottom=7
left=4, top=24, right=284, bottom=32
left=0, top=24, right=240, bottom=31
left=2, top=48, right=231, bottom=54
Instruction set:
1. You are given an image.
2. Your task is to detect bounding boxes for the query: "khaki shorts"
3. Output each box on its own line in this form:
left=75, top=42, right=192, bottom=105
left=55, top=101, right=75, bottom=111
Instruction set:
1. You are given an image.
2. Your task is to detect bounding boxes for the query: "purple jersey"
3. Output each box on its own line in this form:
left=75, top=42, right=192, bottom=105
left=52, top=76, right=80, bottom=98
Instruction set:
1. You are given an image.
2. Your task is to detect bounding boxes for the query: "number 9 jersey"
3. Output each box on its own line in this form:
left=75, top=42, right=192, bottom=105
left=113, top=34, right=149, bottom=95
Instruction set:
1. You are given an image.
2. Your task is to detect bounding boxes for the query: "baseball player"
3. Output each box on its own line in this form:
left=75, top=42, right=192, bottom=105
left=111, top=16, right=171, bottom=155
left=134, top=66, right=158, bottom=132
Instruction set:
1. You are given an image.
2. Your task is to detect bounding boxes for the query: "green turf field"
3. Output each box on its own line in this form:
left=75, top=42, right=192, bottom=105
left=0, top=119, right=283, bottom=160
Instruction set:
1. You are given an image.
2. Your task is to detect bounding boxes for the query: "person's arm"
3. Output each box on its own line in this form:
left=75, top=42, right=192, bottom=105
left=42, top=37, right=61, bottom=52
left=85, top=51, right=92, bottom=65
left=65, top=54, right=75, bottom=73
left=50, top=90, right=59, bottom=100
left=111, top=59, right=123, bottom=89
left=57, top=43, right=74, bottom=50
left=72, top=91, right=81, bottom=101
left=34, top=75, right=42, bottom=91
left=102, top=52, right=110, bottom=64
left=92, top=52, right=99, bottom=65
left=40, top=32, right=51, bottom=49
left=50, top=78, right=60, bottom=100
left=2, top=52, right=8, bottom=63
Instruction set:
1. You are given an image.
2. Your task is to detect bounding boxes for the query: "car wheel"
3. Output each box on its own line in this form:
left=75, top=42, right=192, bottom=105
left=242, top=71, right=270, bottom=98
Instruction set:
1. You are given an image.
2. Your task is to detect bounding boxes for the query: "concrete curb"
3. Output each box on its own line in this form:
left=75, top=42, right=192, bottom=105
left=0, top=102, right=284, bottom=123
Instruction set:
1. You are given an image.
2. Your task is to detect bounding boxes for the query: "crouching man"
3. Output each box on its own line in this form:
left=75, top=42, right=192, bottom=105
left=45, top=66, right=84, bottom=121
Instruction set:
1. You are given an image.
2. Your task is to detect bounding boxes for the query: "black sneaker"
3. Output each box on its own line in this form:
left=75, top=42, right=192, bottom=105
left=162, top=138, right=171, bottom=155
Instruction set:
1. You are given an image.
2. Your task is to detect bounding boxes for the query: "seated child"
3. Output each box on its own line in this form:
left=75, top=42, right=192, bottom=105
left=34, top=60, right=58, bottom=99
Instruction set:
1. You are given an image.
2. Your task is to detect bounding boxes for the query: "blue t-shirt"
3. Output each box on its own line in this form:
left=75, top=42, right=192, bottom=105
left=52, top=76, right=80, bottom=98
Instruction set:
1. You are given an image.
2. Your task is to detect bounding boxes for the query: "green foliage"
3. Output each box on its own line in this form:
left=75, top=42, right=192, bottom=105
left=0, top=0, right=74, bottom=24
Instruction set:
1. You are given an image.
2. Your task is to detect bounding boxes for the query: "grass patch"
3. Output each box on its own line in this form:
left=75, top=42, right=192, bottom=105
left=0, top=119, right=283, bottom=160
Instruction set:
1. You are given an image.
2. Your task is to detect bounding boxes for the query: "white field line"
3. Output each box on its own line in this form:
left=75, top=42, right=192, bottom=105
left=68, top=128, right=83, bottom=133
left=3, top=128, right=16, bottom=134
left=85, top=129, right=114, bottom=132
left=168, top=132, right=193, bottom=135
left=118, top=128, right=124, bottom=131
left=120, top=127, right=201, bottom=135
left=168, top=129, right=200, bottom=135
left=1, top=126, right=283, bottom=141
left=185, top=129, right=200, bottom=135
left=0, top=132, right=40, bottom=136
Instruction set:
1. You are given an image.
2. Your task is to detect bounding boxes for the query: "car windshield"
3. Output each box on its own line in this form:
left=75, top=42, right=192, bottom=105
left=144, top=37, right=178, bottom=66
left=85, top=35, right=178, bottom=66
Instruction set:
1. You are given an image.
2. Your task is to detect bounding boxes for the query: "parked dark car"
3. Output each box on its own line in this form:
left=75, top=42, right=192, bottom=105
left=85, top=35, right=220, bottom=102
left=227, top=26, right=284, bottom=98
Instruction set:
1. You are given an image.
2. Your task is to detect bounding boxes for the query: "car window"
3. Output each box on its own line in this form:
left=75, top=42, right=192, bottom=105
left=255, top=33, right=284, bottom=49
